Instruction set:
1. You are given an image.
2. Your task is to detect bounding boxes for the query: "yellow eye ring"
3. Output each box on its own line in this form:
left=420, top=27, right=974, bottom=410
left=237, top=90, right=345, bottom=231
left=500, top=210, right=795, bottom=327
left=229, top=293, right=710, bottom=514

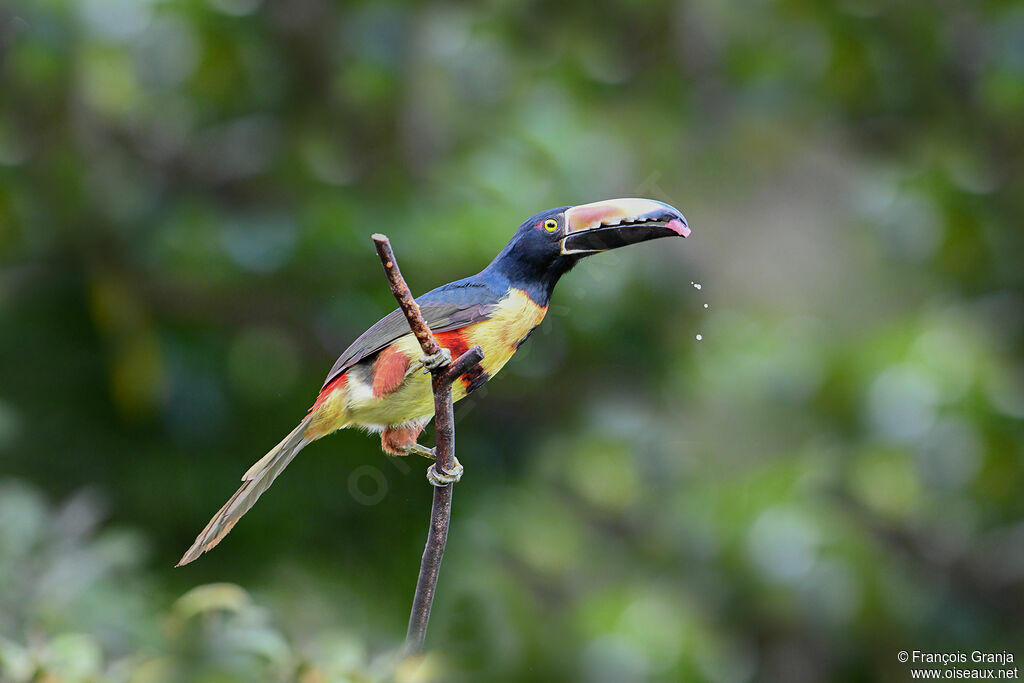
left=543, top=219, right=558, bottom=232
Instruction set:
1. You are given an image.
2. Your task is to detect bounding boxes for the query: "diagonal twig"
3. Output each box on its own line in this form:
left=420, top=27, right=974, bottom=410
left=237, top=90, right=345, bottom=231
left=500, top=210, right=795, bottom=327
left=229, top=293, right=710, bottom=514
left=371, top=233, right=485, bottom=655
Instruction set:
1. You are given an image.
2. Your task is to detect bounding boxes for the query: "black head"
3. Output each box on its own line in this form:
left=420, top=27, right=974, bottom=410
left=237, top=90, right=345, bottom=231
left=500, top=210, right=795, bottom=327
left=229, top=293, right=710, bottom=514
left=484, top=198, right=689, bottom=305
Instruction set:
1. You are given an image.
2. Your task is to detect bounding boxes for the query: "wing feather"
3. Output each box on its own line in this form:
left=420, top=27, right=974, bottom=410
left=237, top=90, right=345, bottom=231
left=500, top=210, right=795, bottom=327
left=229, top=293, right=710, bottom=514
left=321, top=277, right=504, bottom=389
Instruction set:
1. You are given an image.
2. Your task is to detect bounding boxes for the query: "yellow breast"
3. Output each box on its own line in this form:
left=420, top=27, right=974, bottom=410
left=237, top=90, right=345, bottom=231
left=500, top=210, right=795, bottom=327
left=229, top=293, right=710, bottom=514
left=341, top=287, right=548, bottom=428
left=462, top=287, right=548, bottom=379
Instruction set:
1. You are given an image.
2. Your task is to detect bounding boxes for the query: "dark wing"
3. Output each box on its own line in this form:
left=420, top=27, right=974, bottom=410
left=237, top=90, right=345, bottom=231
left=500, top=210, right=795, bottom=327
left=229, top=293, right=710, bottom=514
left=321, top=277, right=505, bottom=389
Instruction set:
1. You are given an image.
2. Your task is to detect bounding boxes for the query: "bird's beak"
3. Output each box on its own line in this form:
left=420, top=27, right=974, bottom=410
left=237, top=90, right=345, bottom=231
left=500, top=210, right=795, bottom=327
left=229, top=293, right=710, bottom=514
left=561, top=198, right=689, bottom=255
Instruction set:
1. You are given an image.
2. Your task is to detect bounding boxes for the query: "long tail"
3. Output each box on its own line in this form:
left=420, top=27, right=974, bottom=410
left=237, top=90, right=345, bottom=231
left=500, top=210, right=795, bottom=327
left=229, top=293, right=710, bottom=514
left=177, top=419, right=314, bottom=566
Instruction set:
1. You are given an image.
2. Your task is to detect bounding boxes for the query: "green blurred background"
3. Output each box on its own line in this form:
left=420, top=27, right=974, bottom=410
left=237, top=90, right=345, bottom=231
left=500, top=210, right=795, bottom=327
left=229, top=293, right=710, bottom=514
left=2, top=0, right=1023, bottom=680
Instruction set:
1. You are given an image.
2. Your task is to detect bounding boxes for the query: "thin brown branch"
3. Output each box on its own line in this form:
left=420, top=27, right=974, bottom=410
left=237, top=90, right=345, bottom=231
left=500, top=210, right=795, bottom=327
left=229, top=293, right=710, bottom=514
left=372, top=233, right=442, bottom=357
left=371, top=232, right=484, bottom=656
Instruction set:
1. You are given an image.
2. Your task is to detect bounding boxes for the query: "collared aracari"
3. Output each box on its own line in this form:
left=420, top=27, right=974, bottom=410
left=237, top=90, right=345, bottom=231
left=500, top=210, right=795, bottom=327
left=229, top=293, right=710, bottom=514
left=178, top=197, right=689, bottom=565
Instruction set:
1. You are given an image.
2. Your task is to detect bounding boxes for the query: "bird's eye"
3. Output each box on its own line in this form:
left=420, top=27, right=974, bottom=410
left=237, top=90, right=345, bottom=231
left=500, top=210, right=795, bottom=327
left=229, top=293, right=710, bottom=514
left=543, top=219, right=558, bottom=232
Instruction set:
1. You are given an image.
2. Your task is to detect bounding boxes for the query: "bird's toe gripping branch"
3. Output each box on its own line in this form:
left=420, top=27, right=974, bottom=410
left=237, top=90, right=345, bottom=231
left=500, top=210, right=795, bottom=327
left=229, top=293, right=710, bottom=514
left=404, top=348, right=453, bottom=378
left=396, top=442, right=464, bottom=486
left=427, top=457, right=463, bottom=487
left=422, top=348, right=453, bottom=373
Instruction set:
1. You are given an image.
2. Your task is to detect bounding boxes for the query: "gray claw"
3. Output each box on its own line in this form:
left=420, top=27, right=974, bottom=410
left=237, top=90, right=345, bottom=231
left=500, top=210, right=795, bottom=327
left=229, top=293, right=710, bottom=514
left=419, top=348, right=452, bottom=374
left=427, top=457, right=463, bottom=487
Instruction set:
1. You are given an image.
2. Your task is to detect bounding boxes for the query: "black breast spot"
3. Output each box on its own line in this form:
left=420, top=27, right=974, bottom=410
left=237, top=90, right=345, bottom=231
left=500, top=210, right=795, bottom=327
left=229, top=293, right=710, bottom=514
left=461, top=364, right=490, bottom=394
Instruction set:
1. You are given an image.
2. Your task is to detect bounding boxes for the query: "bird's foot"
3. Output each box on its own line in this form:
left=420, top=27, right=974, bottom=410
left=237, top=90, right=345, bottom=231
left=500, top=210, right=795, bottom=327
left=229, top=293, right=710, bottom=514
left=400, top=442, right=436, bottom=459
left=393, top=440, right=462, bottom=485
left=427, top=456, right=463, bottom=487
left=418, top=348, right=452, bottom=374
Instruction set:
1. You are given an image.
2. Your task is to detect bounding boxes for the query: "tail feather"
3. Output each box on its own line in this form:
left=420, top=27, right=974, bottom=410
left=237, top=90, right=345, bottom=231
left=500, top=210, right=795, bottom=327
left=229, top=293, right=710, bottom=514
left=177, top=420, right=313, bottom=566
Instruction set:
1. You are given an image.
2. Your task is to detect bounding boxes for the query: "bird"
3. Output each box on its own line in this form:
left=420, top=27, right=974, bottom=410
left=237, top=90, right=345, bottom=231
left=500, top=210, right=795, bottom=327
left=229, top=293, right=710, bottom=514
left=177, top=197, right=689, bottom=566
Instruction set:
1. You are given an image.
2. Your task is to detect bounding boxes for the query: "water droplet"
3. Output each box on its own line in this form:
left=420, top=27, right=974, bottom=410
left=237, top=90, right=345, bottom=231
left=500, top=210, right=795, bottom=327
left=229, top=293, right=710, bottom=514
left=695, top=334, right=703, bottom=341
